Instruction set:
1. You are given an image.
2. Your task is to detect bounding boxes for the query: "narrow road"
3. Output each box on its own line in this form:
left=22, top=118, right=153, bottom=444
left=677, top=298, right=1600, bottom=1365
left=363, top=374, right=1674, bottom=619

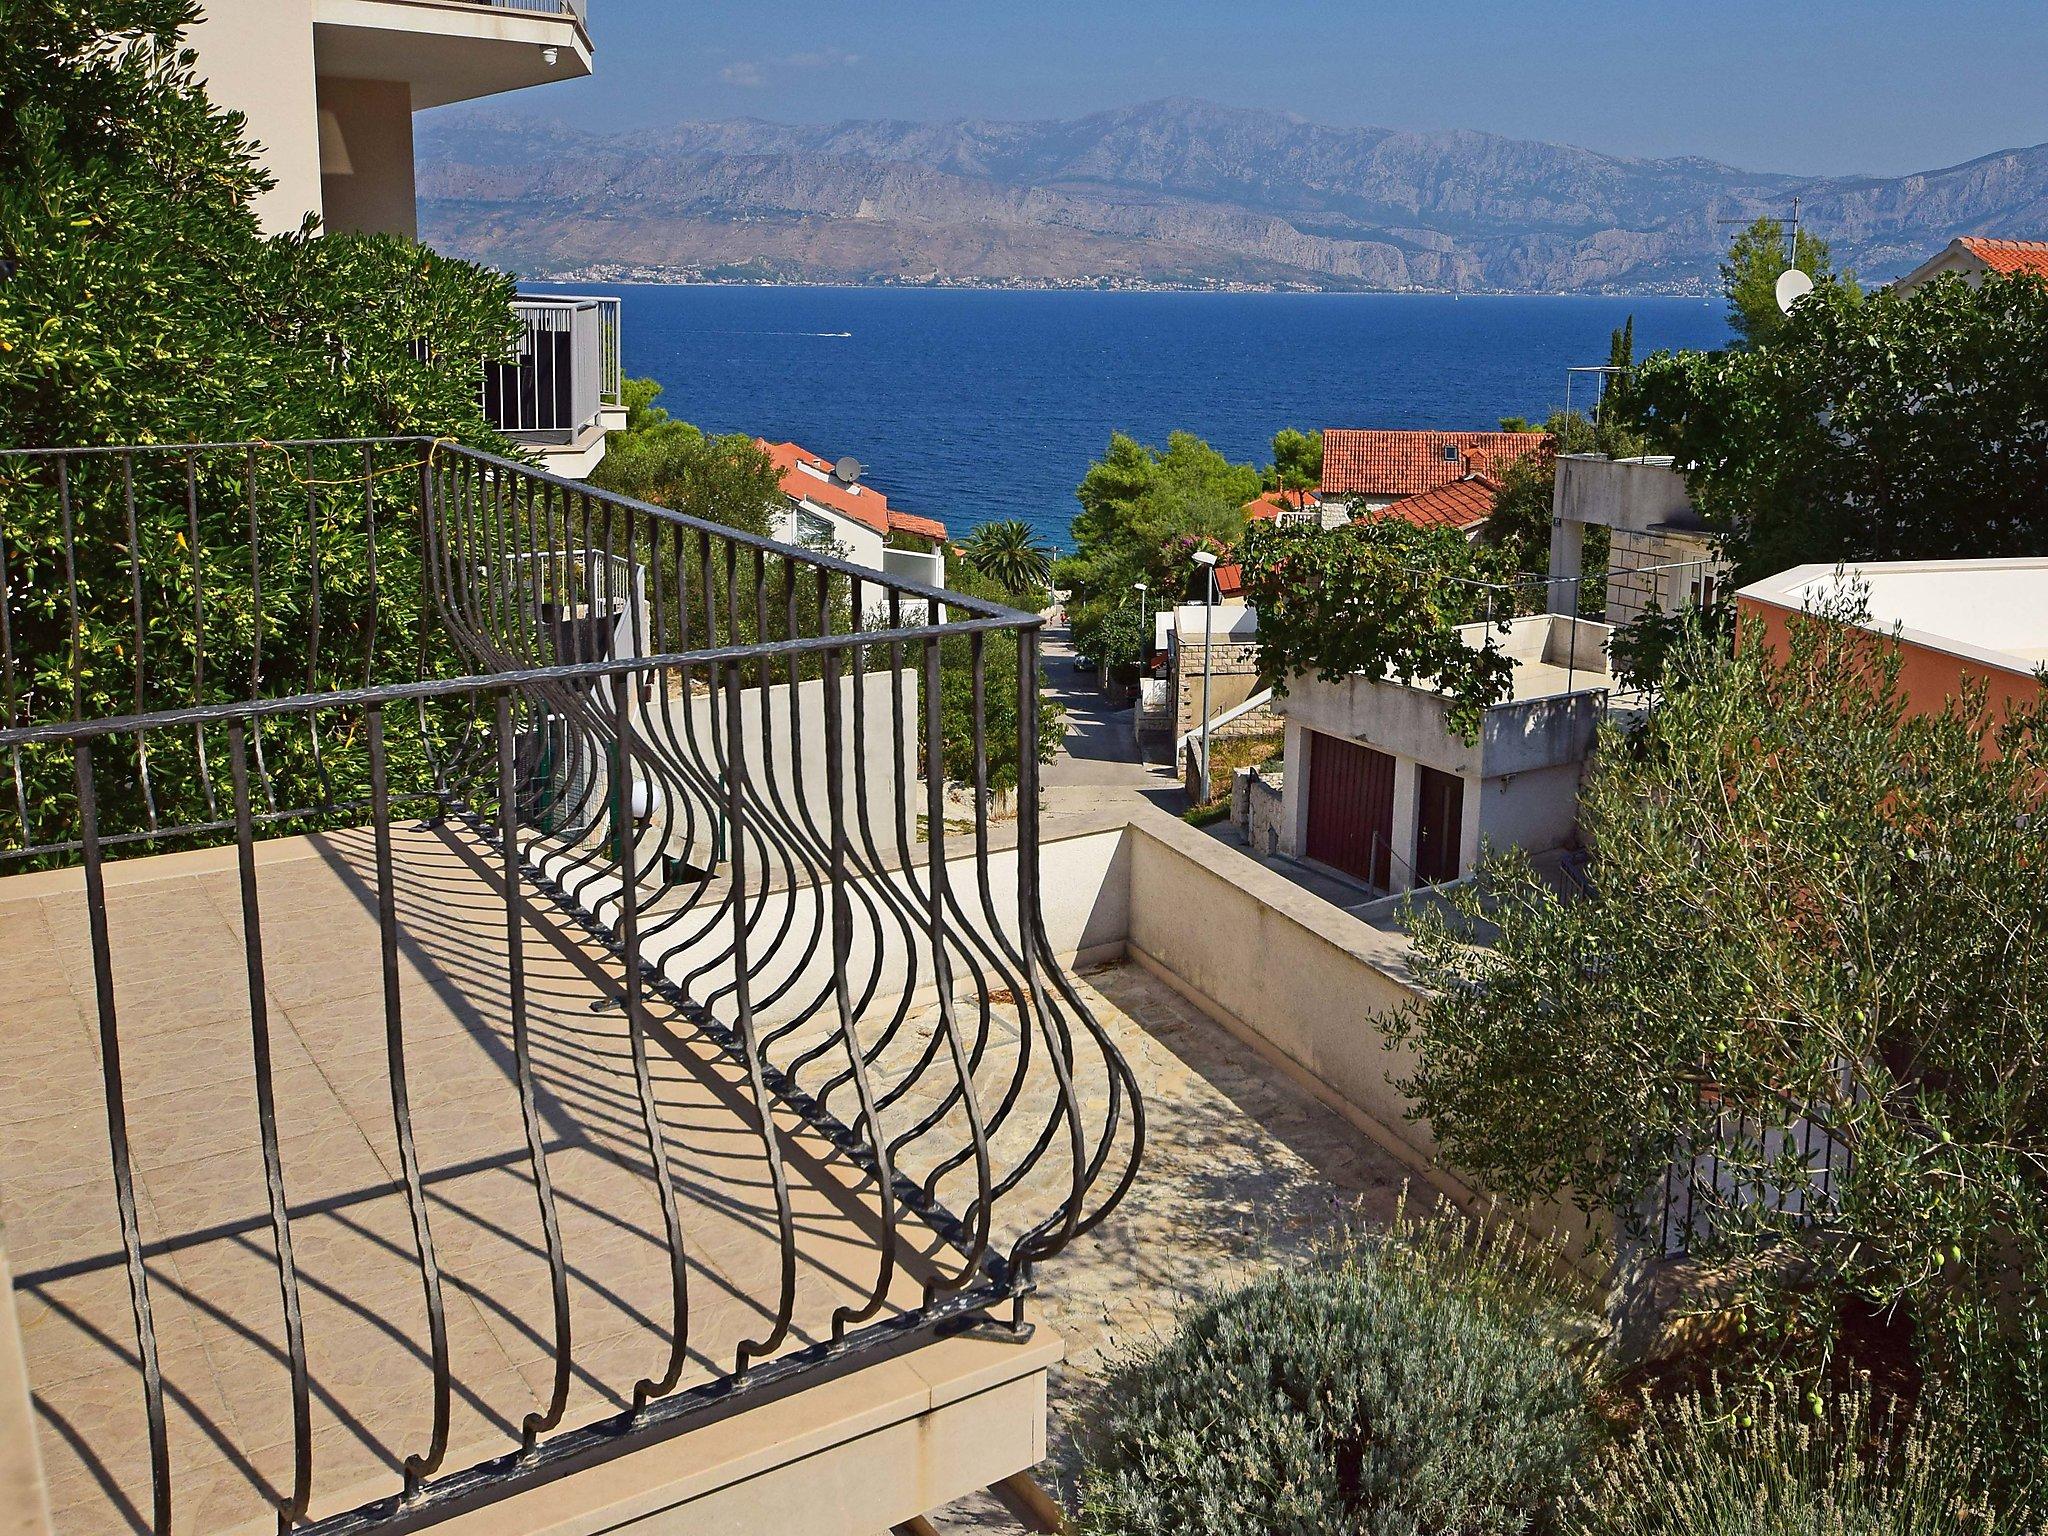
left=1038, top=623, right=1180, bottom=822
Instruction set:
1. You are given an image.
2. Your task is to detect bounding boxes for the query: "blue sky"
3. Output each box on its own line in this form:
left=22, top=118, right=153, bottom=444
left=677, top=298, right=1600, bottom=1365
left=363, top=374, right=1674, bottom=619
left=465, top=0, right=2048, bottom=176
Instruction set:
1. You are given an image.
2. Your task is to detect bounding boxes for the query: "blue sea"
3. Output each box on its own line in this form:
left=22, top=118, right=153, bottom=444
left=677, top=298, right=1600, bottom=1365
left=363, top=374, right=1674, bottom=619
left=528, top=284, right=1731, bottom=553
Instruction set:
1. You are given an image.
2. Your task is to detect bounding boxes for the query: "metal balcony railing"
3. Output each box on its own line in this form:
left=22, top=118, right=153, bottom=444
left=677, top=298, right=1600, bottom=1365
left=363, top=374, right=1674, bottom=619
left=458, top=0, right=587, bottom=20
left=483, top=296, right=620, bottom=444
left=0, top=439, right=1141, bottom=1535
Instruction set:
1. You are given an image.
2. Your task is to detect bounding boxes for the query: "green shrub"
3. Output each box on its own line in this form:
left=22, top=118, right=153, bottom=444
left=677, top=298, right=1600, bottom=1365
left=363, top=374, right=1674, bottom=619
left=1076, top=1209, right=1600, bottom=1536
left=1565, top=1384, right=2019, bottom=1536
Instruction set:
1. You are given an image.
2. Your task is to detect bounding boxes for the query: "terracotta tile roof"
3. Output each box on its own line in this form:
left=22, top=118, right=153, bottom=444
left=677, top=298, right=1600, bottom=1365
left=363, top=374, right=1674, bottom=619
left=1242, top=488, right=1320, bottom=522
left=1956, top=238, right=2048, bottom=279
left=756, top=439, right=947, bottom=542
left=1361, top=473, right=1501, bottom=533
left=886, top=509, right=948, bottom=542
left=1320, top=429, right=1547, bottom=499
left=1215, top=562, right=1244, bottom=597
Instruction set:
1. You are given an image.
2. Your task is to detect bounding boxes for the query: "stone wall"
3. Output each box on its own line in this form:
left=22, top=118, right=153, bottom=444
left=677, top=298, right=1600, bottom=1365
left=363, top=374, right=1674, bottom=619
left=1606, top=528, right=1728, bottom=627
left=1232, top=767, right=1286, bottom=857
left=1171, top=638, right=1262, bottom=740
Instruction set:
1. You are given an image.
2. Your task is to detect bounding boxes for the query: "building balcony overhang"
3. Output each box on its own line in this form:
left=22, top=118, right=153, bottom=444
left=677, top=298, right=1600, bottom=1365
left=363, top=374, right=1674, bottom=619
left=313, top=0, right=593, bottom=109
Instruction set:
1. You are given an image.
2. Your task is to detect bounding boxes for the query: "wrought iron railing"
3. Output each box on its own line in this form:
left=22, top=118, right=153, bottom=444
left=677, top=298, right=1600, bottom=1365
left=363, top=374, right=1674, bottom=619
left=0, top=438, right=1141, bottom=1534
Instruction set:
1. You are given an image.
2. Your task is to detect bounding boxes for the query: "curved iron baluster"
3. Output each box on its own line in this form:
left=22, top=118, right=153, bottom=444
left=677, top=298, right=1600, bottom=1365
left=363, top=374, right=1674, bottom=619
left=498, top=693, right=574, bottom=1450
left=226, top=723, right=314, bottom=1530
left=722, top=662, right=798, bottom=1375
left=73, top=741, right=173, bottom=1536
left=367, top=710, right=454, bottom=1498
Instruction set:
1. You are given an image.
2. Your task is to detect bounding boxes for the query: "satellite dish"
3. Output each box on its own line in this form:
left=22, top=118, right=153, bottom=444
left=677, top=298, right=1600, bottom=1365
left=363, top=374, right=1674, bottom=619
left=833, top=456, right=864, bottom=485
left=1775, top=268, right=1815, bottom=314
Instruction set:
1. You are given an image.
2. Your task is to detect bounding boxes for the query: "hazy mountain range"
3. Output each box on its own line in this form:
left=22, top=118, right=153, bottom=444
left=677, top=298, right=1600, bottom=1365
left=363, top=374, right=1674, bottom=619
left=416, top=98, right=2048, bottom=294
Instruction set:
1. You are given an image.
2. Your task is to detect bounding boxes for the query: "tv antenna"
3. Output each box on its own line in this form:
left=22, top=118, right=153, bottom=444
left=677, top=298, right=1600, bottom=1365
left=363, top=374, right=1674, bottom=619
left=1717, top=194, right=1814, bottom=310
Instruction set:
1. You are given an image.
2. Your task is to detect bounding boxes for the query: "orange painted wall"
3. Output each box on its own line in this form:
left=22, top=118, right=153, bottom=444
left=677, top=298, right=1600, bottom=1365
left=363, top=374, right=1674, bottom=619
left=1735, top=595, right=2042, bottom=735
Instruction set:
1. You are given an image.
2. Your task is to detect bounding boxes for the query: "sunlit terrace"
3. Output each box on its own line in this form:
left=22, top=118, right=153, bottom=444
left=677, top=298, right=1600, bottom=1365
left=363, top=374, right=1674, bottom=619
left=0, top=441, right=1140, bottom=1536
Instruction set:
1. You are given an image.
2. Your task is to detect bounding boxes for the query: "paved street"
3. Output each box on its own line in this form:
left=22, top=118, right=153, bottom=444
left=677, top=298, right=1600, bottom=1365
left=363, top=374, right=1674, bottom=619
left=1038, top=623, right=1181, bottom=825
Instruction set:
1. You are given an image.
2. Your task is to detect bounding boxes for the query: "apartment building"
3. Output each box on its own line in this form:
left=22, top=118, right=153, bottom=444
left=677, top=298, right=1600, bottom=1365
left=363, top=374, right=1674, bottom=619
left=189, top=0, right=621, bottom=476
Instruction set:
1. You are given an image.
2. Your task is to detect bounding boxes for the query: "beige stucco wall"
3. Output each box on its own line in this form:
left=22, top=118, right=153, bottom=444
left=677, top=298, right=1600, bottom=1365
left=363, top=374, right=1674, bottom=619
left=1115, top=811, right=1468, bottom=1197
left=187, top=0, right=323, bottom=235
left=317, top=76, right=417, bottom=237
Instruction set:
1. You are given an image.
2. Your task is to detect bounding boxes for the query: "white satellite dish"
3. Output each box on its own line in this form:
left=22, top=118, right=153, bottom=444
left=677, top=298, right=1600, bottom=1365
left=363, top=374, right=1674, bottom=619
left=833, top=456, right=864, bottom=485
left=1775, top=267, right=1815, bottom=314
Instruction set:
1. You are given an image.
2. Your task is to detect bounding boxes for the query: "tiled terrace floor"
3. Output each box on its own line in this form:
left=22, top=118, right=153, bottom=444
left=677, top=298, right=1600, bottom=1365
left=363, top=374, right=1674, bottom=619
left=0, top=825, right=955, bottom=1536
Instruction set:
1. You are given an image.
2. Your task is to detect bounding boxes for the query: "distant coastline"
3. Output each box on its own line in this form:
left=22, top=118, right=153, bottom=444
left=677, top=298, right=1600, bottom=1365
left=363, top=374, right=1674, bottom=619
left=537, top=263, right=1718, bottom=299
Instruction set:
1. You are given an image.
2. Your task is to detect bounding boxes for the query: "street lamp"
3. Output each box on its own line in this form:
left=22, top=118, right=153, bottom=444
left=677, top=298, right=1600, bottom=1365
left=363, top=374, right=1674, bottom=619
left=1191, top=550, right=1219, bottom=801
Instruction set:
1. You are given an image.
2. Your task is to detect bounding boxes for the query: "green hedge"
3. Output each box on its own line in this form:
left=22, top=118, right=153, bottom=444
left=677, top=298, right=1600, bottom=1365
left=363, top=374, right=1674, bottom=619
left=1076, top=1210, right=1600, bottom=1536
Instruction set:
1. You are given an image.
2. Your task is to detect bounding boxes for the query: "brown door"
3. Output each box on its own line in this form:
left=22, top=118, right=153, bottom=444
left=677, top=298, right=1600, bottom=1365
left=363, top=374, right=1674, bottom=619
left=1305, top=731, right=1395, bottom=888
left=1413, top=765, right=1465, bottom=886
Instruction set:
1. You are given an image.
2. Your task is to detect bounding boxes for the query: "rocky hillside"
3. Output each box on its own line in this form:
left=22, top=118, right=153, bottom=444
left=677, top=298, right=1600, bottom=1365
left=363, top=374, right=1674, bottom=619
left=415, top=98, right=2048, bottom=293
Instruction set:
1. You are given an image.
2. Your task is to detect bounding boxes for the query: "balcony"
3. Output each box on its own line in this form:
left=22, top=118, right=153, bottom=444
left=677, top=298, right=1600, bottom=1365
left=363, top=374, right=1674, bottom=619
left=483, top=296, right=623, bottom=477
left=312, top=0, right=594, bottom=111
left=0, top=441, right=1140, bottom=1535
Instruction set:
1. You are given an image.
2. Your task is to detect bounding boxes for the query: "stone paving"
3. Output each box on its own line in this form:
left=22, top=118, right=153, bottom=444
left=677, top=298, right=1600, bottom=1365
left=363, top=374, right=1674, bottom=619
left=929, top=960, right=1411, bottom=1528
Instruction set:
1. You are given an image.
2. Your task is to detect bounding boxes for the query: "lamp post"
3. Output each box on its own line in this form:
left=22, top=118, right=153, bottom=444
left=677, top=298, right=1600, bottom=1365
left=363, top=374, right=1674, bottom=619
left=1191, top=550, right=1219, bottom=801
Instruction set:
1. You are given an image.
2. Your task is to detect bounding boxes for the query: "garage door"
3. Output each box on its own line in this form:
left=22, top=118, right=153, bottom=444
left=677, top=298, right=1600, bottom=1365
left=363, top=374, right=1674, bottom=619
left=1305, top=731, right=1395, bottom=889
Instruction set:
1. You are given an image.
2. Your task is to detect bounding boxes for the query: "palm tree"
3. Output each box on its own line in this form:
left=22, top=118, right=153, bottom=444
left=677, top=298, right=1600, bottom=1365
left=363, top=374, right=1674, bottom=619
left=963, top=518, right=1053, bottom=597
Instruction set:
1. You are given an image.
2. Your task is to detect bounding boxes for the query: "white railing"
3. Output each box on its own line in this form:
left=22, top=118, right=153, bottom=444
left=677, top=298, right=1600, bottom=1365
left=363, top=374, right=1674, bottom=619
left=881, top=544, right=946, bottom=589
left=484, top=296, right=613, bottom=442
left=538, top=292, right=622, bottom=406
left=470, top=0, right=587, bottom=20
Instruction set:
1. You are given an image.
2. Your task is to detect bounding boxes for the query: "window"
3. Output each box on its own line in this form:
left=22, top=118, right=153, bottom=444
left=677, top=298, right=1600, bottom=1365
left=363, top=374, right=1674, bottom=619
left=1441, top=443, right=1462, bottom=462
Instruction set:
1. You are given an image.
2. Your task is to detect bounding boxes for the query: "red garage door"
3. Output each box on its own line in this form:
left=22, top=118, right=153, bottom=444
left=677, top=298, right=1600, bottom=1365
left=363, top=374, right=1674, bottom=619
left=1305, top=731, right=1395, bottom=889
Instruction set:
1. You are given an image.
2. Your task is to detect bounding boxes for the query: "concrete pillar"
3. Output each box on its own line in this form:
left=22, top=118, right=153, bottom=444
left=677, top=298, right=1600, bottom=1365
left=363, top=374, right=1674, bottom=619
left=1388, top=756, right=1419, bottom=892
left=1278, top=722, right=1309, bottom=858
left=1458, top=773, right=1485, bottom=876
left=1547, top=514, right=1587, bottom=617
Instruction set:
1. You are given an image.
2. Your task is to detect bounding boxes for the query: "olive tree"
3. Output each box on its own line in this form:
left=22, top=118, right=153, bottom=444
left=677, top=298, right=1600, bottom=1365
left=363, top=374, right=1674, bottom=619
left=1394, top=593, right=2048, bottom=1409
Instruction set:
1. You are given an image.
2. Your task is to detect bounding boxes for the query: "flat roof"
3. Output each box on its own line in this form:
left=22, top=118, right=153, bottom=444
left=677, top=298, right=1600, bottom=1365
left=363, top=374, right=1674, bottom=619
left=1738, top=559, right=2048, bottom=673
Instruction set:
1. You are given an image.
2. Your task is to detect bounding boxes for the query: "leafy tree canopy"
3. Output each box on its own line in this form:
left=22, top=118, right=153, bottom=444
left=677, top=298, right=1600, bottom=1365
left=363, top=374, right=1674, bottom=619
left=1629, top=276, right=2048, bottom=582
left=1395, top=595, right=2048, bottom=1413
left=1719, top=216, right=1860, bottom=350
left=0, top=0, right=515, bottom=450
left=1236, top=517, right=1517, bottom=738
left=1070, top=430, right=1259, bottom=599
left=588, top=378, right=780, bottom=536
left=1263, top=427, right=1323, bottom=493
left=0, top=0, right=521, bottom=844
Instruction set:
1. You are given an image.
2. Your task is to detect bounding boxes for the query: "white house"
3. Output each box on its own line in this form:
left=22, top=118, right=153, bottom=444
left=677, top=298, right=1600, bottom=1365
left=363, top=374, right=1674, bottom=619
left=1271, top=614, right=1615, bottom=894
left=1892, top=237, right=2048, bottom=293
left=758, top=440, right=948, bottom=591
